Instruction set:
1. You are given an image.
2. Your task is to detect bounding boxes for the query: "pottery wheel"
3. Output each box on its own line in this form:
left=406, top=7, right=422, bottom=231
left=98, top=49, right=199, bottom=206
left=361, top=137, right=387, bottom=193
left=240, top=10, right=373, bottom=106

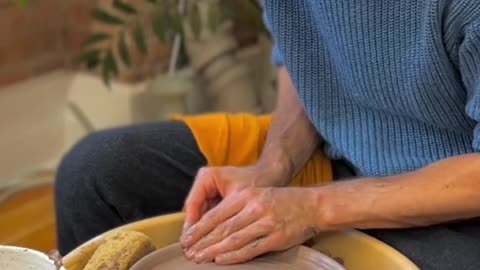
left=130, top=243, right=345, bottom=270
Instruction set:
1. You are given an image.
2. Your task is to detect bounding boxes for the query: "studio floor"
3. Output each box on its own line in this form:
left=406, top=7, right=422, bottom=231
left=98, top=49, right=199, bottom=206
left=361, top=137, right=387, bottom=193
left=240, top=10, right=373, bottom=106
left=0, top=182, right=56, bottom=252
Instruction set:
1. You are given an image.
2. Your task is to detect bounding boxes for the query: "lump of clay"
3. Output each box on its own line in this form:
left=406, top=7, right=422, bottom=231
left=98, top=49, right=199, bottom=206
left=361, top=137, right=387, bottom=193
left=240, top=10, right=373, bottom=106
left=130, top=243, right=345, bottom=270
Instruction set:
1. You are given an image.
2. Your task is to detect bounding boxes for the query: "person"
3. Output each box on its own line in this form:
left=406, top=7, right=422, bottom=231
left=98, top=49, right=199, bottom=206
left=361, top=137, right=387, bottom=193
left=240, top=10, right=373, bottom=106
left=55, top=1, right=480, bottom=269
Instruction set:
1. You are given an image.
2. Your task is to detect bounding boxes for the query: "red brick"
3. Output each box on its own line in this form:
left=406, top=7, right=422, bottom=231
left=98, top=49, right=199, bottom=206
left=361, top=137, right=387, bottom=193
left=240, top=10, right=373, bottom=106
left=0, top=28, right=63, bottom=68
left=0, top=65, right=31, bottom=86
left=62, top=29, right=90, bottom=53
left=0, top=40, right=26, bottom=68
left=25, top=29, right=63, bottom=59
left=65, top=0, right=95, bottom=31
left=0, top=1, right=15, bottom=8
left=0, top=6, right=30, bottom=39
left=30, top=54, right=65, bottom=76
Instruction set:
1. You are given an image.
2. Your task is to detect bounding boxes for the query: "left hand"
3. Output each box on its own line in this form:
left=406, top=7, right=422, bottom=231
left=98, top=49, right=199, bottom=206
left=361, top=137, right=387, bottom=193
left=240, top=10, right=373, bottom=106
left=180, top=187, right=324, bottom=265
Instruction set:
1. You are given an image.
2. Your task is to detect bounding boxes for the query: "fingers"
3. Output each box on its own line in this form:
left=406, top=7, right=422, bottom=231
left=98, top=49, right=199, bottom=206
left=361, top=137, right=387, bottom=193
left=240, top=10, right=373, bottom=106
left=181, top=190, right=248, bottom=248
left=187, top=204, right=261, bottom=259
left=191, top=218, right=274, bottom=263
left=185, top=196, right=221, bottom=238
left=215, top=234, right=280, bottom=265
left=183, top=168, right=217, bottom=231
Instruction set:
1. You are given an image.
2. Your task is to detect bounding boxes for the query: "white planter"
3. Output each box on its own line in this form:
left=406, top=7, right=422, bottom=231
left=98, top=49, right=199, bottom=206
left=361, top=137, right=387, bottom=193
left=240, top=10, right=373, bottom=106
left=182, top=0, right=261, bottom=113
left=131, top=71, right=193, bottom=122
left=0, top=246, right=66, bottom=270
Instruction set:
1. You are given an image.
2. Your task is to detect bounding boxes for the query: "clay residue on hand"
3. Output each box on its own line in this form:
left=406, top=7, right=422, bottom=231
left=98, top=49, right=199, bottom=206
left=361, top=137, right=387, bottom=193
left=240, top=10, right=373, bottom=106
left=47, top=250, right=63, bottom=270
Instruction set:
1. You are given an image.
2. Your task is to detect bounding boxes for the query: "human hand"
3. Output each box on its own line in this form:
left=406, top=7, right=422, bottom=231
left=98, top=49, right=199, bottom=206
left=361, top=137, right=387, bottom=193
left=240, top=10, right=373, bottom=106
left=180, top=187, right=324, bottom=264
left=182, top=165, right=288, bottom=235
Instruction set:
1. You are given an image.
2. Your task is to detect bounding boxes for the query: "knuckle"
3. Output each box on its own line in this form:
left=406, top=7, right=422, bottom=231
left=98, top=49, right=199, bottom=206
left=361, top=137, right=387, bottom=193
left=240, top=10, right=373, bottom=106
left=218, top=223, right=231, bottom=238
left=229, top=234, right=241, bottom=244
left=225, top=234, right=245, bottom=247
left=262, top=187, right=275, bottom=198
left=197, top=166, right=217, bottom=179
left=253, top=201, right=267, bottom=213
left=203, top=234, right=217, bottom=245
left=225, top=219, right=239, bottom=234
left=271, top=232, right=287, bottom=246
left=239, top=188, right=254, bottom=199
left=262, top=216, right=277, bottom=230
left=247, top=205, right=262, bottom=216
left=197, top=166, right=209, bottom=176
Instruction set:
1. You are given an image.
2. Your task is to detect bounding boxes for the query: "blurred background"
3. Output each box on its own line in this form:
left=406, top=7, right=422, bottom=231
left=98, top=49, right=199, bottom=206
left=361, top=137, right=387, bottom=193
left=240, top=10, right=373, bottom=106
left=0, top=0, right=276, bottom=252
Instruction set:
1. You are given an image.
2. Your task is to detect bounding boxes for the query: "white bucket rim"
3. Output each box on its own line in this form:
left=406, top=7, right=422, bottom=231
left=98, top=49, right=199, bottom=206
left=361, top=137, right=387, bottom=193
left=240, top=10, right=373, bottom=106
left=0, top=245, right=66, bottom=270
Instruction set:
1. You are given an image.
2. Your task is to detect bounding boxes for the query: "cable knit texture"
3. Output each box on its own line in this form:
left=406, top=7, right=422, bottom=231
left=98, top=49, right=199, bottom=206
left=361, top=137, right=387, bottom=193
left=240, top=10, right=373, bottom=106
left=263, top=0, right=480, bottom=176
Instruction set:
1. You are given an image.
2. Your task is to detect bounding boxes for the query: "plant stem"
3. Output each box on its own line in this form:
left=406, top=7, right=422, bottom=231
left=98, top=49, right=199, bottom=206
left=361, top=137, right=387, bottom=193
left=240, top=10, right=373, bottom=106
left=168, top=0, right=187, bottom=76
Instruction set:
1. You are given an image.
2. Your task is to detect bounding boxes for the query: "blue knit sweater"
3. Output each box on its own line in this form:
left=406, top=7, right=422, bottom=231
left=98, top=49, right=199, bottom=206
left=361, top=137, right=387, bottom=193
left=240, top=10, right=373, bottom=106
left=263, top=0, right=480, bottom=176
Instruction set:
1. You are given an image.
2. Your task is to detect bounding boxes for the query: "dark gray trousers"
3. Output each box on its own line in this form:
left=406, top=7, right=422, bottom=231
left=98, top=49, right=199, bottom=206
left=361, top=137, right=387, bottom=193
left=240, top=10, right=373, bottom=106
left=55, top=121, right=480, bottom=269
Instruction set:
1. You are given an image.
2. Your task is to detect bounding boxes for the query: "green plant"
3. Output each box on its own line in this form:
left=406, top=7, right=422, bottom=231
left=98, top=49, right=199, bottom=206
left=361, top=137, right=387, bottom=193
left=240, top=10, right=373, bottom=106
left=14, top=0, right=30, bottom=7
left=76, top=0, right=264, bottom=85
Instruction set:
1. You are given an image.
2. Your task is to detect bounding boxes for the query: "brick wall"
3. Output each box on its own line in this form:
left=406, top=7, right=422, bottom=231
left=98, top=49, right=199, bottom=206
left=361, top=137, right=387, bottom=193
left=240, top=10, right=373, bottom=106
left=0, top=0, right=94, bottom=85
left=0, top=0, right=171, bottom=86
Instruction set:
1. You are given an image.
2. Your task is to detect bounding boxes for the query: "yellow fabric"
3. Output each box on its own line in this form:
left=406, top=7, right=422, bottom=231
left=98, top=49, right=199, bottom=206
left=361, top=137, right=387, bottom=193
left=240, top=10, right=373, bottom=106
left=172, top=114, right=333, bottom=187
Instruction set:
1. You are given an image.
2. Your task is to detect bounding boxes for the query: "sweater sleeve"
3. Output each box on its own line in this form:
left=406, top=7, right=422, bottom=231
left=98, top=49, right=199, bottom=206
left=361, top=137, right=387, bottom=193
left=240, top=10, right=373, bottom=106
left=262, top=7, right=284, bottom=66
left=459, top=20, right=480, bottom=151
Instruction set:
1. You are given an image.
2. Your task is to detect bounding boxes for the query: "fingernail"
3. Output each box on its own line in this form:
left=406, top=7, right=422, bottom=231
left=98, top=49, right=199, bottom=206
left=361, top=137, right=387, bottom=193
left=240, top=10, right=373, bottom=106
left=186, top=249, right=196, bottom=259
left=182, top=222, right=192, bottom=234
left=182, top=235, right=193, bottom=248
left=194, top=251, right=206, bottom=263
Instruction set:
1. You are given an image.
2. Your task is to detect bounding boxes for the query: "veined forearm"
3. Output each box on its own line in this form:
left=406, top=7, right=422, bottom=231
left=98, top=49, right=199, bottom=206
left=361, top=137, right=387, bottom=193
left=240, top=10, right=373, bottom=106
left=255, top=67, right=320, bottom=186
left=312, top=154, right=480, bottom=230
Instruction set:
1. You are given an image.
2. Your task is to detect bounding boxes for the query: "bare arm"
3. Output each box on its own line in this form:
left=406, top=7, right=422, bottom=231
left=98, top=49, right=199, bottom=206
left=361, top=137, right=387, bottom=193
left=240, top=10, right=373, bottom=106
left=182, top=67, right=318, bottom=227
left=314, top=18, right=480, bottom=230
left=255, top=66, right=320, bottom=186
left=314, top=154, right=480, bottom=230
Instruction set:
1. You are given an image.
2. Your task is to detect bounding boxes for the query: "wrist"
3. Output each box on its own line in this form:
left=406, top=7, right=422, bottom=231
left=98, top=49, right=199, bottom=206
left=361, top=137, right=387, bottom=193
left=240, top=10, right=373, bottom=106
left=254, top=151, right=294, bottom=187
left=312, top=179, right=378, bottom=231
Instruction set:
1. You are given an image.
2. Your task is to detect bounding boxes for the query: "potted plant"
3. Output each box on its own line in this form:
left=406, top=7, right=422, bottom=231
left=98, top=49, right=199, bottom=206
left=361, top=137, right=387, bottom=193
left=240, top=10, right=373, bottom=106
left=76, top=0, right=272, bottom=115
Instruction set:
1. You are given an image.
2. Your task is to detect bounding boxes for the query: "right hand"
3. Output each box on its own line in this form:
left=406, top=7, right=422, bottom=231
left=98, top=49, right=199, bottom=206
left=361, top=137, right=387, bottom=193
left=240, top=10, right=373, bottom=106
left=182, top=165, right=287, bottom=235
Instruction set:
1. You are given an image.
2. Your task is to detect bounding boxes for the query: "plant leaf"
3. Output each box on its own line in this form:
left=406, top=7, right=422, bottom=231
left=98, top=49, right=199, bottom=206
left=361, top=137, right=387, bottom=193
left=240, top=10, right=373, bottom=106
left=219, top=1, right=235, bottom=21
left=171, top=13, right=183, bottom=33
left=167, top=6, right=183, bottom=34
left=152, top=12, right=167, bottom=41
left=118, top=32, right=131, bottom=67
left=112, top=0, right=137, bottom=15
left=75, top=49, right=102, bottom=70
left=16, top=0, right=30, bottom=7
left=92, top=8, right=124, bottom=25
left=189, top=3, right=201, bottom=40
left=207, top=3, right=222, bottom=33
left=222, top=1, right=264, bottom=33
left=133, top=24, right=147, bottom=55
left=102, top=50, right=118, bottom=86
left=82, top=32, right=111, bottom=47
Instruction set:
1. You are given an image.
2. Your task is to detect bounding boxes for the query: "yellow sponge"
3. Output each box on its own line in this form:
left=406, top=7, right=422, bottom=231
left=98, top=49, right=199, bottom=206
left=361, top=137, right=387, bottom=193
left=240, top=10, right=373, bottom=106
left=83, top=230, right=156, bottom=270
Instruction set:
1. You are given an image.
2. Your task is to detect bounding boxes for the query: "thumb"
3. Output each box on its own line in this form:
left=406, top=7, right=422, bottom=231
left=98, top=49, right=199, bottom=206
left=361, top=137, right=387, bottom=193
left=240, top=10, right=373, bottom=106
left=183, top=168, right=216, bottom=233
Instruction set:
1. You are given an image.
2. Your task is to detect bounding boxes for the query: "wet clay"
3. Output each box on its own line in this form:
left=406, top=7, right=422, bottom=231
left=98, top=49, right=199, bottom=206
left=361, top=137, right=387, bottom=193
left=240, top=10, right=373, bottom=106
left=130, top=243, right=345, bottom=270
left=47, top=250, right=63, bottom=270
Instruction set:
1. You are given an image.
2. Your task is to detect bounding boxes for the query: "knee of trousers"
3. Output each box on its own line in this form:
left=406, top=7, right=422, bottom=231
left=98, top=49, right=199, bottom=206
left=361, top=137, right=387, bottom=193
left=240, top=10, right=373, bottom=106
left=55, top=129, right=137, bottom=209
